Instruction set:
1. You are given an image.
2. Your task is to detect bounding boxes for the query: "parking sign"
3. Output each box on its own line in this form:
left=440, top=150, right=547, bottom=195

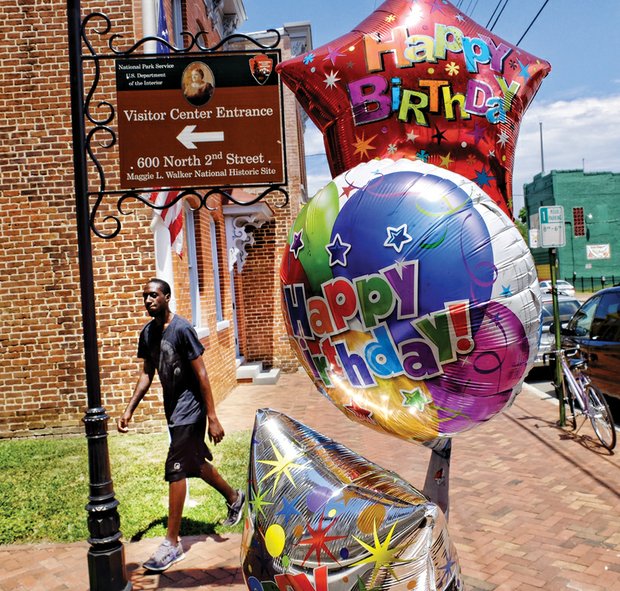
left=539, top=206, right=565, bottom=247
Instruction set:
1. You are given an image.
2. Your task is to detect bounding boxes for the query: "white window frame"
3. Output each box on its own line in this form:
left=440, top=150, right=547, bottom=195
left=185, top=205, right=200, bottom=325
left=171, top=0, right=183, bottom=48
left=210, top=217, right=229, bottom=331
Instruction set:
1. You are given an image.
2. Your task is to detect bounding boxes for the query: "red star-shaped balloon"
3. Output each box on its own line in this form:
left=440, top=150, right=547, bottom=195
left=277, top=0, right=550, bottom=216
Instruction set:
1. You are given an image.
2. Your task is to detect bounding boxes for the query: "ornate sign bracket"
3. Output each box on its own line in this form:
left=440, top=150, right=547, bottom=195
left=79, top=11, right=289, bottom=240
left=224, top=202, right=274, bottom=273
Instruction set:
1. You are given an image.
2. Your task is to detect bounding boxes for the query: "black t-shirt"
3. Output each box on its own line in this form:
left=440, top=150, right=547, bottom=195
left=138, top=315, right=205, bottom=426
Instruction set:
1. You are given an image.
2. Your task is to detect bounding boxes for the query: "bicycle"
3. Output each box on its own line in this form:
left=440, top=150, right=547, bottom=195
left=546, top=348, right=617, bottom=451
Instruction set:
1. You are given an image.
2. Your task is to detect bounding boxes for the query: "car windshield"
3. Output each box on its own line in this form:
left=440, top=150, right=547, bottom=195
left=542, top=300, right=580, bottom=321
left=540, top=280, right=572, bottom=290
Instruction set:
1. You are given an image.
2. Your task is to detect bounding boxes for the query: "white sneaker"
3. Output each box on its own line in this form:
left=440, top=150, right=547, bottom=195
left=143, top=539, right=185, bottom=572
left=222, top=489, right=245, bottom=527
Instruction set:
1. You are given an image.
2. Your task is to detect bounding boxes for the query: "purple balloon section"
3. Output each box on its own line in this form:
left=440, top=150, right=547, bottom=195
left=428, top=301, right=529, bottom=433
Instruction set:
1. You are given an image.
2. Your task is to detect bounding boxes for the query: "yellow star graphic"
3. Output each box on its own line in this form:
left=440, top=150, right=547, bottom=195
left=353, top=132, right=378, bottom=160
left=439, top=152, right=454, bottom=169
left=258, top=440, right=307, bottom=492
left=352, top=522, right=410, bottom=585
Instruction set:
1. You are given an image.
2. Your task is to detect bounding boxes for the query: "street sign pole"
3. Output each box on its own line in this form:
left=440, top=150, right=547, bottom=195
left=65, top=7, right=286, bottom=587
left=67, top=2, right=130, bottom=589
left=549, top=248, right=566, bottom=426
left=539, top=206, right=567, bottom=426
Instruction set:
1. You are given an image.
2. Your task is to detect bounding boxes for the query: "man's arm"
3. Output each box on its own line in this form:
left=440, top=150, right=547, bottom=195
left=117, top=359, right=155, bottom=433
left=190, top=356, right=224, bottom=445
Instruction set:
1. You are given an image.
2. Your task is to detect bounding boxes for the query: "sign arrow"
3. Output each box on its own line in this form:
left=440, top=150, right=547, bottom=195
left=177, top=125, right=225, bottom=149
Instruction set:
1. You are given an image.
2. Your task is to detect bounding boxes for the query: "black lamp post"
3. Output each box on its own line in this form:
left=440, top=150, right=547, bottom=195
left=67, top=1, right=130, bottom=589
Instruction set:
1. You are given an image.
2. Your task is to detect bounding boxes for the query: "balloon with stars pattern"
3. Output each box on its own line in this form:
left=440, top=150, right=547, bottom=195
left=241, top=408, right=463, bottom=591
left=276, top=0, right=550, bottom=216
left=280, top=158, right=541, bottom=445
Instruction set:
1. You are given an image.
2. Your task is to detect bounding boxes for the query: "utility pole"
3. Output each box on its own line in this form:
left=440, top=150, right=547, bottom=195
left=539, top=122, right=545, bottom=174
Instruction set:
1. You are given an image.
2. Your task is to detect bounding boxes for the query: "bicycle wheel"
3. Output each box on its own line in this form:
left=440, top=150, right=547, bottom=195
left=585, top=385, right=617, bottom=451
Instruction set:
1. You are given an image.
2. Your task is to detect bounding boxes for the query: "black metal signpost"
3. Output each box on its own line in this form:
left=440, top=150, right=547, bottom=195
left=66, top=2, right=287, bottom=587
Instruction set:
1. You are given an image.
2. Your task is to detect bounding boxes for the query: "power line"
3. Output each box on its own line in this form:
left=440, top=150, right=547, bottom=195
left=490, top=0, right=510, bottom=31
left=485, top=0, right=504, bottom=28
left=517, top=0, right=551, bottom=45
left=469, top=0, right=481, bottom=18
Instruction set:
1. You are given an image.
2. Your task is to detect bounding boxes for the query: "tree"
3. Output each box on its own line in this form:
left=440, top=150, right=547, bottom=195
left=514, top=207, right=528, bottom=242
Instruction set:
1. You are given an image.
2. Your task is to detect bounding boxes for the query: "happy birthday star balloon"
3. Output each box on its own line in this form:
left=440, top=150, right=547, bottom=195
left=280, top=158, right=541, bottom=445
left=277, top=0, right=550, bottom=216
left=241, top=409, right=462, bottom=591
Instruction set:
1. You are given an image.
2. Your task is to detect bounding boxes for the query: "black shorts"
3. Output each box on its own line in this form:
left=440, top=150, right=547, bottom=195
left=165, top=419, right=213, bottom=482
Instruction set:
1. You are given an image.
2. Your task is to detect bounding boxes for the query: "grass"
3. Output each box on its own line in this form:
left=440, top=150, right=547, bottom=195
left=0, top=429, right=251, bottom=545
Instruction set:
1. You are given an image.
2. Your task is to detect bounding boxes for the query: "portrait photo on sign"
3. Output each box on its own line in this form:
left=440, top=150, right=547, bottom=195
left=181, top=61, right=215, bottom=106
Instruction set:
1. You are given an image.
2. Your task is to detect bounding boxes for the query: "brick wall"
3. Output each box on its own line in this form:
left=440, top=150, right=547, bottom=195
left=230, top=34, right=306, bottom=373
left=0, top=1, right=306, bottom=438
left=0, top=0, right=142, bottom=438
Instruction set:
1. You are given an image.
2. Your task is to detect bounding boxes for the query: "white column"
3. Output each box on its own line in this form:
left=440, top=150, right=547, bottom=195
left=141, top=0, right=157, bottom=54
left=143, top=1, right=176, bottom=309
left=151, top=216, right=177, bottom=312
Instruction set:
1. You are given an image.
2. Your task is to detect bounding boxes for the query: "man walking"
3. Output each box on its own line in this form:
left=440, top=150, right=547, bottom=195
left=118, top=278, right=245, bottom=572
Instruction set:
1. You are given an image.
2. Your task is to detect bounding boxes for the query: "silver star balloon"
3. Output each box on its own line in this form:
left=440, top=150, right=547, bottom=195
left=241, top=409, right=462, bottom=591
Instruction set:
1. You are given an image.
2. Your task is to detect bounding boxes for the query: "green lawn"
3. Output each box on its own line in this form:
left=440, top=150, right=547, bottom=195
left=0, top=429, right=251, bottom=545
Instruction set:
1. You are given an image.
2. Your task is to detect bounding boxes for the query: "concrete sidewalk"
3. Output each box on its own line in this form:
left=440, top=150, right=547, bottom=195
left=1, top=371, right=619, bottom=591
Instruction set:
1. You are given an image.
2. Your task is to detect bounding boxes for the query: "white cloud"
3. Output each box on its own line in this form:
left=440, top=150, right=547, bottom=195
left=304, top=121, right=332, bottom=196
left=304, top=94, right=620, bottom=210
left=305, top=154, right=332, bottom=198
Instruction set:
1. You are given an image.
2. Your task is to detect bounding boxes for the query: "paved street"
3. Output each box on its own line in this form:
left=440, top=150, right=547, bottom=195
left=1, top=371, right=619, bottom=590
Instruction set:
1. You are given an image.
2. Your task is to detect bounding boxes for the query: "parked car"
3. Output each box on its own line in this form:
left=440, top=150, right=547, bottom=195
left=539, top=279, right=576, bottom=297
left=534, top=294, right=581, bottom=368
left=560, top=286, right=620, bottom=400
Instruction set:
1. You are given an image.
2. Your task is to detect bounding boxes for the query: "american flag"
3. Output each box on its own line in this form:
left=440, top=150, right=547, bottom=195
left=149, top=190, right=184, bottom=257
left=147, top=3, right=183, bottom=257
left=155, top=0, right=170, bottom=54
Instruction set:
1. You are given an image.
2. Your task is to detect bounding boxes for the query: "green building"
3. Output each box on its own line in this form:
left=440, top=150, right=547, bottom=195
left=524, top=169, right=620, bottom=291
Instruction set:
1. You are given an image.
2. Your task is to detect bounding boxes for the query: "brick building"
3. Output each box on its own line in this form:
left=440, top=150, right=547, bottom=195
left=524, top=169, right=620, bottom=288
left=0, top=0, right=310, bottom=438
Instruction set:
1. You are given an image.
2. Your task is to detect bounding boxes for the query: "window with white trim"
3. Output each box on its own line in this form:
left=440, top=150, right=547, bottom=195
left=185, top=204, right=201, bottom=328
left=210, top=217, right=224, bottom=323
left=172, top=0, right=183, bottom=48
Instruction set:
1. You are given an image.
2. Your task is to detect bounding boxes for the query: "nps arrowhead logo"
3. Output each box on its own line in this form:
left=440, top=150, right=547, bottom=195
left=249, top=54, right=273, bottom=85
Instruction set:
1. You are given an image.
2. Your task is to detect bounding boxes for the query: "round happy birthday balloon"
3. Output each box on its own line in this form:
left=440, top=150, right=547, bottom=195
left=277, top=0, right=550, bottom=216
left=280, top=158, right=540, bottom=444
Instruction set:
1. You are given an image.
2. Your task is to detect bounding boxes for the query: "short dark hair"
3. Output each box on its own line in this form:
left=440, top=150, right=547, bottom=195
left=148, top=278, right=171, bottom=296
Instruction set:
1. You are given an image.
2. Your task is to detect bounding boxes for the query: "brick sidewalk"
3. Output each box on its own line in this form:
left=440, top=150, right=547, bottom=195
left=1, top=371, right=619, bottom=590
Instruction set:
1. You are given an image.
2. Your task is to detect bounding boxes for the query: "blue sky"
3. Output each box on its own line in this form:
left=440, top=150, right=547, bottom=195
left=240, top=0, right=620, bottom=213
